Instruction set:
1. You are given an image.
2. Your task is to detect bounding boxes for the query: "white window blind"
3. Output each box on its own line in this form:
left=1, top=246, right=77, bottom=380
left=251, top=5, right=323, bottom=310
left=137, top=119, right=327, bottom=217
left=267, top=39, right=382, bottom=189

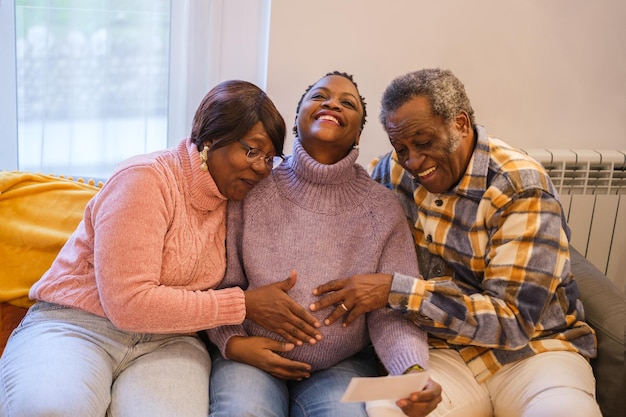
left=1, top=0, right=271, bottom=180
left=14, top=0, right=171, bottom=179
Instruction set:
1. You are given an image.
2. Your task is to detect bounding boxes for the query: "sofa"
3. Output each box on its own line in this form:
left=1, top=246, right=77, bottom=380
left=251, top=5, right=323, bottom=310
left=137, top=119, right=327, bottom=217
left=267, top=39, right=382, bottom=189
left=0, top=170, right=624, bottom=417
left=0, top=171, right=102, bottom=351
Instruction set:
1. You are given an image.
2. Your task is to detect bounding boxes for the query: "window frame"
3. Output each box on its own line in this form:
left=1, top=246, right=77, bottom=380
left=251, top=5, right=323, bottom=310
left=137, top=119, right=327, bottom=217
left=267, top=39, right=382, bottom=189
left=0, top=0, right=18, bottom=170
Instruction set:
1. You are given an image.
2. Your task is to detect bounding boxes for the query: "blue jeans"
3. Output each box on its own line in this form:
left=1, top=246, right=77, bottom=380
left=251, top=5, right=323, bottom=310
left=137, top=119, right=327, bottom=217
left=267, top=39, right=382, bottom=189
left=0, top=302, right=211, bottom=417
left=208, top=345, right=379, bottom=417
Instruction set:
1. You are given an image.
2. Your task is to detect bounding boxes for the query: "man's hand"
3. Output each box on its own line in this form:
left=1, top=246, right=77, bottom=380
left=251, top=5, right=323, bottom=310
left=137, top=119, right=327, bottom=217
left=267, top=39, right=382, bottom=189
left=225, top=335, right=312, bottom=380
left=396, top=379, right=442, bottom=417
left=245, top=270, right=322, bottom=345
left=309, top=273, right=393, bottom=326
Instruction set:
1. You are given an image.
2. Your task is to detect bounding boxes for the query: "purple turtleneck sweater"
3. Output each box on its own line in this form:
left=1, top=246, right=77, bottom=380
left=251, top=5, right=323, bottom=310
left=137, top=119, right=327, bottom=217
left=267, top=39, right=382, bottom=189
left=208, top=139, right=428, bottom=376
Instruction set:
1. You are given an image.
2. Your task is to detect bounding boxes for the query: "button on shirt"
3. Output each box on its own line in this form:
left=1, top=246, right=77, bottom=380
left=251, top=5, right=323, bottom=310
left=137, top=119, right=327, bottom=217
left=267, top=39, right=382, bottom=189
left=370, top=125, right=596, bottom=382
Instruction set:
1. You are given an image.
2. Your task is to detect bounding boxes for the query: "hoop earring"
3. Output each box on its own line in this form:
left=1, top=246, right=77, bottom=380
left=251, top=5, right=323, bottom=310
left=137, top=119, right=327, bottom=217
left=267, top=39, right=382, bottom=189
left=199, top=145, right=209, bottom=171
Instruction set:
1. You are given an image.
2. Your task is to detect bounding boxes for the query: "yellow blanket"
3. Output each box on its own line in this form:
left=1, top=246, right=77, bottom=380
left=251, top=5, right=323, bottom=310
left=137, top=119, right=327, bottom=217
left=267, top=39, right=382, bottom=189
left=0, top=171, right=101, bottom=307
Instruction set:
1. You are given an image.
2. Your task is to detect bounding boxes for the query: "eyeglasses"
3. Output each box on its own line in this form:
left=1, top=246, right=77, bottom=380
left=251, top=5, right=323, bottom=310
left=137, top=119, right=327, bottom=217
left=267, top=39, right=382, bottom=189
left=239, top=140, right=285, bottom=170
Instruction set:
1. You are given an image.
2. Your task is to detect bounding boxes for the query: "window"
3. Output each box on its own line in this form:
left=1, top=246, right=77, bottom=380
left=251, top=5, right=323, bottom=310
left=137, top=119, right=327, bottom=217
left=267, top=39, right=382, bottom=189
left=1, top=0, right=271, bottom=179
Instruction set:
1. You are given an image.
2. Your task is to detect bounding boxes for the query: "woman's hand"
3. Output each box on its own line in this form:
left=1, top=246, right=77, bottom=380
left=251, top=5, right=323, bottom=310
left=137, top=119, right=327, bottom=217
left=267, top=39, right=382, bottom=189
left=225, top=335, right=312, bottom=380
left=396, top=379, right=442, bottom=417
left=309, top=273, right=393, bottom=326
left=245, top=270, right=322, bottom=346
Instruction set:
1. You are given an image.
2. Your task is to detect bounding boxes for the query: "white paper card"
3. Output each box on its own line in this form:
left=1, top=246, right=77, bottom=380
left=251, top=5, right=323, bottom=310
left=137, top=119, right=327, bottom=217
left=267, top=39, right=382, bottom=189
left=340, top=371, right=430, bottom=402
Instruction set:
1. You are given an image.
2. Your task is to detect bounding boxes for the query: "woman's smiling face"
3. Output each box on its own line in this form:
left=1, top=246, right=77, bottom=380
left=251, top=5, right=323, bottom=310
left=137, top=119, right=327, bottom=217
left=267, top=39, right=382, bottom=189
left=295, top=75, right=364, bottom=164
left=206, top=122, right=276, bottom=201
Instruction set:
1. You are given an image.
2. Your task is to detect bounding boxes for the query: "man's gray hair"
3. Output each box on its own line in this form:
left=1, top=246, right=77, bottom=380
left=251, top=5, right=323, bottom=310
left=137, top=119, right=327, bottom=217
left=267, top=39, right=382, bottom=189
left=379, top=68, right=475, bottom=128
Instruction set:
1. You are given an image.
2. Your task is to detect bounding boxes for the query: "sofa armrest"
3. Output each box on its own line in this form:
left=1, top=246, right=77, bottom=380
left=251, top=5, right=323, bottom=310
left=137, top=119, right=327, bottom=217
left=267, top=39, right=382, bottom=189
left=570, top=245, right=625, bottom=417
left=0, top=303, right=28, bottom=356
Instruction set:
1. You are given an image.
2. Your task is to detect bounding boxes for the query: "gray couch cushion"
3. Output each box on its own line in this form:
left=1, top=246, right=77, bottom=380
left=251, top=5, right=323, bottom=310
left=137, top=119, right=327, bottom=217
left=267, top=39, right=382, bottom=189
left=570, top=246, right=625, bottom=417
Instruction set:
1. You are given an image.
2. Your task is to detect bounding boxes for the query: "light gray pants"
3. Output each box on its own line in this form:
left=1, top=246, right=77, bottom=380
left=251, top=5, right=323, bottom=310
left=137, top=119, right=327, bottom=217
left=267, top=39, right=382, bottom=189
left=0, top=302, right=210, bottom=417
left=366, top=348, right=601, bottom=417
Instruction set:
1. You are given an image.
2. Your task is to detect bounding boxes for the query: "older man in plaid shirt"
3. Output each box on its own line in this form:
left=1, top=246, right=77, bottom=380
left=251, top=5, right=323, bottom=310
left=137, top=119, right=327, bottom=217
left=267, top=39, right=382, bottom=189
left=311, top=68, right=600, bottom=417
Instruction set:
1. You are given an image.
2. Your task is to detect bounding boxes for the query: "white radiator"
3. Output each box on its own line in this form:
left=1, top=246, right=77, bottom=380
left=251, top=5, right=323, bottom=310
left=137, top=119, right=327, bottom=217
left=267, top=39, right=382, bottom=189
left=522, top=148, right=626, bottom=293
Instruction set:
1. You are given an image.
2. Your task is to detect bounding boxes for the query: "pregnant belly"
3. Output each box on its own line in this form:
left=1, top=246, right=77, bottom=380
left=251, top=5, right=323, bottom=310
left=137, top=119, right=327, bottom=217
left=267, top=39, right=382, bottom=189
left=244, top=316, right=370, bottom=372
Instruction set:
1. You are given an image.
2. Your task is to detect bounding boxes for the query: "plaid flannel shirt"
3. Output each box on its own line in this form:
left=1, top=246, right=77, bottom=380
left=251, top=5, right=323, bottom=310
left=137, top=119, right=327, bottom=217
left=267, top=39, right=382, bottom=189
left=369, top=125, right=596, bottom=382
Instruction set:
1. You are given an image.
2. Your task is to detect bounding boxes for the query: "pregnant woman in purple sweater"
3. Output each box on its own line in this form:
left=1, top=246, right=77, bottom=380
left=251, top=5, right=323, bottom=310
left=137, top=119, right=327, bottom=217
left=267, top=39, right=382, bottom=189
left=207, top=72, right=437, bottom=416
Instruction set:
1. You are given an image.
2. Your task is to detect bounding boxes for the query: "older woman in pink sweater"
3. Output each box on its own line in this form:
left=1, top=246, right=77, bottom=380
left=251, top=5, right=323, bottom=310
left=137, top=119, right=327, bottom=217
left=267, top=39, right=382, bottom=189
left=0, top=80, right=318, bottom=417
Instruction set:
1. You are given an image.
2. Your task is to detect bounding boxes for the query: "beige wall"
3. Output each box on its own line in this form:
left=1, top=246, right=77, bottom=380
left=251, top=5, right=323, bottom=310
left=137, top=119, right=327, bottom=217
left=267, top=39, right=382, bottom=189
left=266, top=0, right=626, bottom=166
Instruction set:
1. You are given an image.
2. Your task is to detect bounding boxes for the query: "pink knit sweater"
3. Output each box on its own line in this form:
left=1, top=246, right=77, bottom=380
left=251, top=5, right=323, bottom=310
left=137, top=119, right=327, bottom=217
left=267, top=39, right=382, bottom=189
left=30, top=138, right=246, bottom=333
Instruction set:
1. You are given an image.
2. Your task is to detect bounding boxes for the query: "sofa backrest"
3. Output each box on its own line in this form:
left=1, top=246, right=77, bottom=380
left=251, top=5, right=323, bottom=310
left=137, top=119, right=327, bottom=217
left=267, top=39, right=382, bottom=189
left=570, top=245, right=625, bottom=417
